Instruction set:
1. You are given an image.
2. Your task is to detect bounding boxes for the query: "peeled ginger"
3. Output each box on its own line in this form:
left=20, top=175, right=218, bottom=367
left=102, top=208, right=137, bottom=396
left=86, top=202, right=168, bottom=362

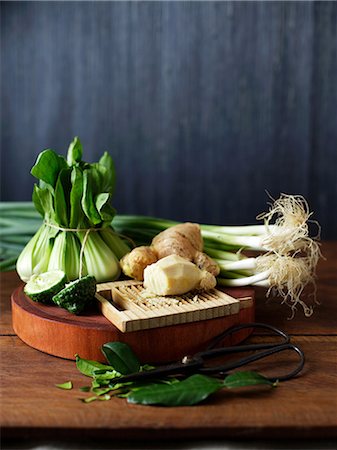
left=143, top=255, right=217, bottom=296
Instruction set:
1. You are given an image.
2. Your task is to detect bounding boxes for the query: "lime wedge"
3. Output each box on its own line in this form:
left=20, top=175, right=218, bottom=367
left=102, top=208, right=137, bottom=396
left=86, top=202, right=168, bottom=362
left=52, top=275, right=96, bottom=314
left=24, top=270, right=67, bottom=303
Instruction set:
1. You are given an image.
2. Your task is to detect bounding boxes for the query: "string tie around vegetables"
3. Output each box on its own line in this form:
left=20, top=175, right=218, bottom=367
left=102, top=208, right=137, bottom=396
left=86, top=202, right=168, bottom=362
left=43, top=222, right=136, bottom=279
left=43, top=223, right=102, bottom=279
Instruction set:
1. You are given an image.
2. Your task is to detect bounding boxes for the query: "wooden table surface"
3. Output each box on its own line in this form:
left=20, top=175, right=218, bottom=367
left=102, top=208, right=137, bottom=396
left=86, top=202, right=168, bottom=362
left=1, top=242, right=337, bottom=441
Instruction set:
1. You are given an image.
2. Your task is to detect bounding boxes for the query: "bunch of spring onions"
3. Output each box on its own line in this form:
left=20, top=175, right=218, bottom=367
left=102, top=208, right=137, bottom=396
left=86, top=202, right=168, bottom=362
left=4, top=138, right=130, bottom=283
left=112, top=194, right=321, bottom=317
left=0, top=194, right=320, bottom=316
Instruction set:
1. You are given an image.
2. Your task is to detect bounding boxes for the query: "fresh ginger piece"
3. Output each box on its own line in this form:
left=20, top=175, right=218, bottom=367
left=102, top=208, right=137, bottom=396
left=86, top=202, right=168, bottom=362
left=120, top=246, right=157, bottom=281
left=143, top=255, right=217, bottom=296
left=151, top=223, right=203, bottom=260
left=193, top=251, right=220, bottom=276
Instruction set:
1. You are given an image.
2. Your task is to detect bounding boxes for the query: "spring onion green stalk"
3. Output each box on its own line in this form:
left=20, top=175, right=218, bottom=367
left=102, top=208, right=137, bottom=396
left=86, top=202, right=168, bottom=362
left=14, top=137, right=130, bottom=282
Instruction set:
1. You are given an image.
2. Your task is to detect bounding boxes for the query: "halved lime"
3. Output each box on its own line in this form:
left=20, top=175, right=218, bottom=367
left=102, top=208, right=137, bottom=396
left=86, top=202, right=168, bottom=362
left=24, top=270, right=67, bottom=303
left=52, top=275, right=96, bottom=314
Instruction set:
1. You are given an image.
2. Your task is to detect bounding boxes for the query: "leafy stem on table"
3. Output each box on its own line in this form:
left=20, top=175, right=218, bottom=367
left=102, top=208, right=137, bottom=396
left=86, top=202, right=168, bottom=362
left=58, top=341, right=277, bottom=407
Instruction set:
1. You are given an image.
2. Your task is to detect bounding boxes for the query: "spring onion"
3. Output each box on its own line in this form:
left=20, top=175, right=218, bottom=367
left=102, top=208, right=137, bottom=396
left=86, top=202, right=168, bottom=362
left=112, top=194, right=321, bottom=317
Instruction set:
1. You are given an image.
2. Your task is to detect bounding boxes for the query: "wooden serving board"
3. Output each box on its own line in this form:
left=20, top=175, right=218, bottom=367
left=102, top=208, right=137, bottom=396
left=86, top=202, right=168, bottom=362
left=11, top=284, right=255, bottom=364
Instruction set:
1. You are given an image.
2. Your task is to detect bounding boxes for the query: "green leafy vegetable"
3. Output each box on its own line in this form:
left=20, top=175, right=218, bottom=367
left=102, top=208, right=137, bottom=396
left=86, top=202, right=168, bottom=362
left=99, top=152, right=116, bottom=195
left=69, top=167, right=84, bottom=228
left=67, top=137, right=83, bottom=166
left=101, top=342, right=140, bottom=375
left=54, top=169, right=71, bottom=227
left=16, top=138, right=130, bottom=286
left=55, top=381, right=73, bottom=390
left=30, top=150, right=67, bottom=188
left=81, top=170, right=102, bottom=225
left=32, top=185, right=45, bottom=218
left=32, top=187, right=55, bottom=224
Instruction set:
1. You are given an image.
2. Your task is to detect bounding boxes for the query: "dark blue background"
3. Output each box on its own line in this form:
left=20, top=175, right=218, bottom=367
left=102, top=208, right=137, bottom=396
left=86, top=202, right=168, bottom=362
left=1, top=2, right=336, bottom=237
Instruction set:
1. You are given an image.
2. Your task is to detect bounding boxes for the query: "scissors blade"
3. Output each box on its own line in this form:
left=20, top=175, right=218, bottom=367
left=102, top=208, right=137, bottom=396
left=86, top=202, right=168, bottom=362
left=110, top=358, right=202, bottom=385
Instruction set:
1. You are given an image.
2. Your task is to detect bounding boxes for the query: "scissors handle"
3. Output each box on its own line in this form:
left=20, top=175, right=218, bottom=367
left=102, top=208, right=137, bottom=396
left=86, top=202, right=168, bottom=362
left=199, top=342, right=305, bottom=382
left=196, top=341, right=288, bottom=360
left=206, top=322, right=290, bottom=350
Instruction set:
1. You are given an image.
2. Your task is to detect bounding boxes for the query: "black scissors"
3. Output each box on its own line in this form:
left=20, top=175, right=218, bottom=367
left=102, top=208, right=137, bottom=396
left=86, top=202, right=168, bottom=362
left=112, top=323, right=305, bottom=384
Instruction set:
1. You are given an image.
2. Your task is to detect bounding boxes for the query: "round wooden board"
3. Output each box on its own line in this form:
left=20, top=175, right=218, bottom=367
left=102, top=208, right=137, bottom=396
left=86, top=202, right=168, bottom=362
left=11, top=285, right=255, bottom=364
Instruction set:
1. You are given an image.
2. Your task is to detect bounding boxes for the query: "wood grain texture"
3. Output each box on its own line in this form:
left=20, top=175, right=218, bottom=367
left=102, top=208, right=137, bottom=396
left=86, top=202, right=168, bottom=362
left=1, top=242, right=337, bottom=440
left=1, top=335, right=336, bottom=439
left=11, top=284, right=254, bottom=363
left=1, top=2, right=336, bottom=237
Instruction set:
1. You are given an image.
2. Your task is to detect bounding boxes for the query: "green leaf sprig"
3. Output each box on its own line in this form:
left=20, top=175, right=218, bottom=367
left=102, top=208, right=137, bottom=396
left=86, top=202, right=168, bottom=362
left=58, top=342, right=277, bottom=407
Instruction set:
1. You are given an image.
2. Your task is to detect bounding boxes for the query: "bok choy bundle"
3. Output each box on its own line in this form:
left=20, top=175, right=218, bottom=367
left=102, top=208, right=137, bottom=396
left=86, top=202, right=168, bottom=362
left=16, top=137, right=130, bottom=282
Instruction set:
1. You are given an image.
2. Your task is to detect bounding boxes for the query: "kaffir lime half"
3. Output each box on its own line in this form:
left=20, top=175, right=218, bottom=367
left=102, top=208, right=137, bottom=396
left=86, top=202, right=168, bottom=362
left=24, top=270, right=67, bottom=303
left=52, top=275, right=96, bottom=314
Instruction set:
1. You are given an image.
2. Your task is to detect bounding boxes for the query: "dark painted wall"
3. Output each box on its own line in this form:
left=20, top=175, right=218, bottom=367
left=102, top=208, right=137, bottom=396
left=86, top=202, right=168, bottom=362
left=1, top=2, right=337, bottom=237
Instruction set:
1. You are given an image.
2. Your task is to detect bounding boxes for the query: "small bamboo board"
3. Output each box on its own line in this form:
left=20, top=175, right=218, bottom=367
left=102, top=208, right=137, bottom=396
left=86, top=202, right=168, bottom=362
left=96, top=280, right=250, bottom=332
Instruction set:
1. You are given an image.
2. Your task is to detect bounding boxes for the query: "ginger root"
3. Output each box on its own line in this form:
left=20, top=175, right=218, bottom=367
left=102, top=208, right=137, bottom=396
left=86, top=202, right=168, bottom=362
left=152, top=222, right=203, bottom=260
left=120, top=246, right=157, bottom=281
left=193, top=251, right=220, bottom=276
left=143, top=255, right=217, bottom=296
left=120, top=222, right=220, bottom=281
